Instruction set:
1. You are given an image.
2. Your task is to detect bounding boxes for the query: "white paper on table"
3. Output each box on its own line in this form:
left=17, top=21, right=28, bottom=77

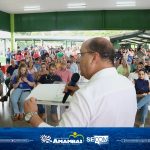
left=26, top=83, right=87, bottom=103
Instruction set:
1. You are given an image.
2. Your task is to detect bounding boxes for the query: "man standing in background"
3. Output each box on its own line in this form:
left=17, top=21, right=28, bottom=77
left=6, top=48, right=11, bottom=64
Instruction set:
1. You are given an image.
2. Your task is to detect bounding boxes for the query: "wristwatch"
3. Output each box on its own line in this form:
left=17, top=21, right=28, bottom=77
left=25, top=112, right=38, bottom=122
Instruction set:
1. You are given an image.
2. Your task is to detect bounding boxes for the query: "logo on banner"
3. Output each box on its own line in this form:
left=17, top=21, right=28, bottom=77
left=40, top=135, right=52, bottom=143
left=69, top=132, right=84, bottom=141
left=40, top=132, right=84, bottom=145
left=53, top=132, right=84, bottom=144
left=87, top=135, right=109, bottom=145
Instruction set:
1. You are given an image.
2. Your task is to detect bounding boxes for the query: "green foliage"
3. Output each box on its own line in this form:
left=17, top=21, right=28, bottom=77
left=16, top=30, right=134, bottom=37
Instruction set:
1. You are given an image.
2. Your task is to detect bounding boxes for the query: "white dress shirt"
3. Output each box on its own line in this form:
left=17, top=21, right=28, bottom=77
left=39, top=67, right=137, bottom=127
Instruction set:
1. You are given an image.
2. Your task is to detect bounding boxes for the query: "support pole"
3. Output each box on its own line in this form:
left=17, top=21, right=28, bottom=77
left=10, top=14, right=15, bottom=51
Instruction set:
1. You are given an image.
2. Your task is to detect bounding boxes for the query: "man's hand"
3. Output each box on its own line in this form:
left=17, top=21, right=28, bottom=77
left=24, top=97, right=38, bottom=113
left=63, top=84, right=79, bottom=96
left=24, top=97, right=44, bottom=127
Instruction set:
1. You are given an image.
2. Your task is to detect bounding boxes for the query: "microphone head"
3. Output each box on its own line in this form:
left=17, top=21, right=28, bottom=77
left=71, top=73, right=80, bottom=83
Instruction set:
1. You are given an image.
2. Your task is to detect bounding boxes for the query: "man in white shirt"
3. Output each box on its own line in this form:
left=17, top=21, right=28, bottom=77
left=24, top=37, right=137, bottom=127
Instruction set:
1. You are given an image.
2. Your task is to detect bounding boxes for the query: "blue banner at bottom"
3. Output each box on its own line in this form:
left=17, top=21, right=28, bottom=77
left=0, top=128, right=150, bottom=150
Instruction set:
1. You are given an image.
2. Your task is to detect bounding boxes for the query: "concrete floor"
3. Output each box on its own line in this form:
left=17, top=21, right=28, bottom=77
left=0, top=100, right=59, bottom=127
left=0, top=99, right=150, bottom=127
left=0, top=100, right=31, bottom=127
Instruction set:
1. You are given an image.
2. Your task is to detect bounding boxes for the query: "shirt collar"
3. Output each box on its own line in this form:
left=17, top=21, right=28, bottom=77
left=90, top=67, right=118, bottom=81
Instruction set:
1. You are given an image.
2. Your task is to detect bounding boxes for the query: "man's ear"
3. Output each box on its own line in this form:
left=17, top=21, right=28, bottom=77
left=91, top=52, right=100, bottom=65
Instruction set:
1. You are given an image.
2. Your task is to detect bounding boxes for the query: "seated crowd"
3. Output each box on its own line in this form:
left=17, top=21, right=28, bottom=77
left=0, top=46, right=80, bottom=125
left=0, top=44, right=149, bottom=127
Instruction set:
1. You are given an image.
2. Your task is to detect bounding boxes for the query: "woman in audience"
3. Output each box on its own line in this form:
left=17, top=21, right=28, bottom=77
left=130, top=58, right=137, bottom=73
left=11, top=63, right=35, bottom=121
left=28, top=60, right=37, bottom=79
left=33, top=57, right=41, bottom=71
left=117, top=58, right=130, bottom=77
left=15, top=50, right=24, bottom=65
left=135, top=69, right=150, bottom=127
left=24, top=51, right=32, bottom=63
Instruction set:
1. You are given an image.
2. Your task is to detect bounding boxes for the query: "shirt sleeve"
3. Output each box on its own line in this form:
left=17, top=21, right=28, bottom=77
left=12, top=76, right=17, bottom=84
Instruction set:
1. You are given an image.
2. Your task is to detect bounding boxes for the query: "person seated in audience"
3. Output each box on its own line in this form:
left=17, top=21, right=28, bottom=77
left=36, top=62, right=49, bottom=81
left=33, top=49, right=40, bottom=60
left=33, top=57, right=41, bottom=71
left=10, top=63, right=35, bottom=121
left=34, top=62, right=49, bottom=120
left=5, top=59, right=18, bottom=88
left=117, top=58, right=130, bottom=77
left=45, top=54, right=52, bottom=67
left=24, top=51, right=32, bottom=64
left=56, top=61, right=72, bottom=83
left=127, top=48, right=134, bottom=65
left=136, top=46, right=146, bottom=63
left=128, top=62, right=149, bottom=82
left=55, top=60, right=74, bottom=119
left=0, top=60, right=25, bottom=102
left=15, top=50, right=24, bottom=65
left=66, top=60, right=71, bottom=70
left=130, top=58, right=137, bottom=73
left=38, top=63, right=62, bottom=125
left=134, top=69, right=150, bottom=127
left=55, top=59, right=62, bottom=70
left=28, top=60, right=37, bottom=79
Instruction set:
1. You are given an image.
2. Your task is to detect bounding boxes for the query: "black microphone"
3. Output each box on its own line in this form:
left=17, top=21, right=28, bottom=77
left=62, top=73, right=80, bottom=103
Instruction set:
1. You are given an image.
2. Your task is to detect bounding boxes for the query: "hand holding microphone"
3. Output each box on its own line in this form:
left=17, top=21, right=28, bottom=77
left=64, top=84, right=79, bottom=97
left=62, top=73, right=80, bottom=103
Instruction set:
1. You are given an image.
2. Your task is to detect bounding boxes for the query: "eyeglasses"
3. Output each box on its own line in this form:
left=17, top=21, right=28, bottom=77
left=77, top=51, right=95, bottom=57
